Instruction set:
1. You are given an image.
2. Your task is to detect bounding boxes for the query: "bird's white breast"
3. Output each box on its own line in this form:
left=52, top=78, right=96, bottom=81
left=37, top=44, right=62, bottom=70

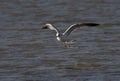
left=56, top=37, right=61, bottom=41
left=56, top=36, right=69, bottom=42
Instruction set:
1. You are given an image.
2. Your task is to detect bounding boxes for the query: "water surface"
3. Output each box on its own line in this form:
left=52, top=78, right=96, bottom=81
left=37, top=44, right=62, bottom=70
left=0, top=0, right=120, bottom=81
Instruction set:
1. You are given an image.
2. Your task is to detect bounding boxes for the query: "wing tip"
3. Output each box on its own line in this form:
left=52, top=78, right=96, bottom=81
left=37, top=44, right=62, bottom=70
left=83, top=23, right=100, bottom=26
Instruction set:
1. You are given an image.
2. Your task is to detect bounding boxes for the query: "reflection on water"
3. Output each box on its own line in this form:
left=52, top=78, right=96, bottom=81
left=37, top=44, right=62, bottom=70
left=0, top=0, right=120, bottom=81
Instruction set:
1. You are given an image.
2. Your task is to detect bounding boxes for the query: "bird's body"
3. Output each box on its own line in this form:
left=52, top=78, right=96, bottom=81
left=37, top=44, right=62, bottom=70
left=56, top=34, right=74, bottom=46
left=42, top=23, right=99, bottom=47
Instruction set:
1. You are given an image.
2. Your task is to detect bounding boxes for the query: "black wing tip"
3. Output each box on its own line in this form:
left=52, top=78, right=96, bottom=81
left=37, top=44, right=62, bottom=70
left=83, top=23, right=100, bottom=26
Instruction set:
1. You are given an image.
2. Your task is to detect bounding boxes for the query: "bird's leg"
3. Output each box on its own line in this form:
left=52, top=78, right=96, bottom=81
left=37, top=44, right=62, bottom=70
left=68, top=44, right=71, bottom=47
left=63, top=42, right=67, bottom=47
left=64, top=43, right=67, bottom=47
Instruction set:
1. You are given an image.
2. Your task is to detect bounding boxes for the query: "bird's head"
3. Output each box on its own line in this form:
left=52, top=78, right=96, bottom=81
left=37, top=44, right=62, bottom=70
left=42, top=23, right=53, bottom=29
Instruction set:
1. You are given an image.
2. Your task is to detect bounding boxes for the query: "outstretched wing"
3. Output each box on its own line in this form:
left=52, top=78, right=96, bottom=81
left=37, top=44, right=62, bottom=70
left=42, top=23, right=60, bottom=34
left=63, top=23, right=99, bottom=36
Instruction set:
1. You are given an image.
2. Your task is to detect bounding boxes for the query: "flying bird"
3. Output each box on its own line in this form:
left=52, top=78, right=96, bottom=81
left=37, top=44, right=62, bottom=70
left=42, top=23, right=99, bottom=47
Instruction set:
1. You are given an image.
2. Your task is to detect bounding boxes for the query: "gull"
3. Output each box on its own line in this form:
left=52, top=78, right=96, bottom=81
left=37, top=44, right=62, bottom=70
left=42, top=23, right=99, bottom=47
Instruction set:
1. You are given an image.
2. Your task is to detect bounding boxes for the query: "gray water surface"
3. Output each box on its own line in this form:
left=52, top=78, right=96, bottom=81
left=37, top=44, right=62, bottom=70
left=0, top=0, right=120, bottom=81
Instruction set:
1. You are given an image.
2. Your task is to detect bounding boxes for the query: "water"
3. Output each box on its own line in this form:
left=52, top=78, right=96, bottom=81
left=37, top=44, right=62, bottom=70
left=0, top=0, right=120, bottom=81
